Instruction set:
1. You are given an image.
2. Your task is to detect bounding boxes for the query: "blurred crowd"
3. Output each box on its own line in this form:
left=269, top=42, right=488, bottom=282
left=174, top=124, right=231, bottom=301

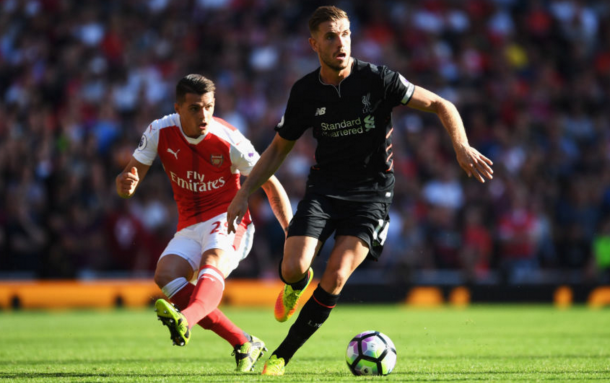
left=1, top=0, right=610, bottom=284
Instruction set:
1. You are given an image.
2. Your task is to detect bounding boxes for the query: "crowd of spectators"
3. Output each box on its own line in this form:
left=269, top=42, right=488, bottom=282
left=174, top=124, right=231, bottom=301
left=1, top=0, right=610, bottom=284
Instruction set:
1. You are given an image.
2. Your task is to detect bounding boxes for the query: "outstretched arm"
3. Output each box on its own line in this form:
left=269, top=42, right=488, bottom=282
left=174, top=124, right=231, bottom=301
left=406, top=86, right=493, bottom=183
left=228, top=133, right=295, bottom=233
left=115, top=157, right=151, bottom=198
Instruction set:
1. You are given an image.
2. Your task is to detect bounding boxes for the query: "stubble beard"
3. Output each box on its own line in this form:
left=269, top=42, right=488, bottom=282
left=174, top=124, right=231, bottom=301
left=322, top=53, right=350, bottom=72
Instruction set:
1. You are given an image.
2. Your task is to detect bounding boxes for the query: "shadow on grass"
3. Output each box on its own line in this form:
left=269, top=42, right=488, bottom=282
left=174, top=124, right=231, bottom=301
left=1, top=353, right=608, bottom=367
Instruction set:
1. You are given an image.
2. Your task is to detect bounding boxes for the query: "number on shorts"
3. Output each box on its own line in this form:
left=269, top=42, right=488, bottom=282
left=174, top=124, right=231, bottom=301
left=210, top=221, right=229, bottom=235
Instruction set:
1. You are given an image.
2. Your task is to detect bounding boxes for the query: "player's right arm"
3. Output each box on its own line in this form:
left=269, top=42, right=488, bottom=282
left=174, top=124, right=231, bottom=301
left=117, top=119, right=161, bottom=198
left=115, top=157, right=151, bottom=198
left=227, top=133, right=295, bottom=233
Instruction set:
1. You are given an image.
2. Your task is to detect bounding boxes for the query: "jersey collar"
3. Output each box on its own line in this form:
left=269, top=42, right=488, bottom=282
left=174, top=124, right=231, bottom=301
left=318, top=58, right=356, bottom=86
left=318, top=59, right=357, bottom=97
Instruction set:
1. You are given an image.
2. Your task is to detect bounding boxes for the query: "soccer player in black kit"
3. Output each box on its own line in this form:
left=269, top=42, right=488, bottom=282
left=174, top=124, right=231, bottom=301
left=228, top=5, right=494, bottom=375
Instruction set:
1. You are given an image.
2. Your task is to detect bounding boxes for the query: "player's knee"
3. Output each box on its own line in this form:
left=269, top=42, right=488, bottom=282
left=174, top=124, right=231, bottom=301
left=154, top=269, right=178, bottom=288
left=332, top=274, right=349, bottom=291
left=324, top=269, right=350, bottom=292
left=280, top=258, right=309, bottom=283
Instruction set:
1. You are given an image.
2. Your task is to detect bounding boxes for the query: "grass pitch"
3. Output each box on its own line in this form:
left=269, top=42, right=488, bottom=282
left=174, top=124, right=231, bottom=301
left=0, top=305, right=608, bottom=382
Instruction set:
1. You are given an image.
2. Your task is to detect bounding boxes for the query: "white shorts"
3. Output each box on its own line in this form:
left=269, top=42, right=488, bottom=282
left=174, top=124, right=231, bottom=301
left=159, top=212, right=254, bottom=278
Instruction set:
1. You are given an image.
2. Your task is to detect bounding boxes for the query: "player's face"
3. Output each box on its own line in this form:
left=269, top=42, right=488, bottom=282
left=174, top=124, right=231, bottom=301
left=175, top=92, right=215, bottom=138
left=310, top=18, right=351, bottom=72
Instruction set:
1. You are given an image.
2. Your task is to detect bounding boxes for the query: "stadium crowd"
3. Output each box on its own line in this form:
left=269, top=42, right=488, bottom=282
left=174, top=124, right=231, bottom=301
left=1, top=0, right=610, bottom=284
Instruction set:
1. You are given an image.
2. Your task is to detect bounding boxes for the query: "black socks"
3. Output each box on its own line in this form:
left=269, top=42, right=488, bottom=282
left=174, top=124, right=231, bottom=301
left=288, top=269, right=311, bottom=291
left=273, top=285, right=340, bottom=364
left=279, top=260, right=310, bottom=290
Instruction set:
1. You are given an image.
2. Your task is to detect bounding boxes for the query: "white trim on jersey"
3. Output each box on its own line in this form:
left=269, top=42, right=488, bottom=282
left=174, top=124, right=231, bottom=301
left=206, top=120, right=260, bottom=176
left=133, top=114, right=181, bottom=165
left=400, top=75, right=415, bottom=105
left=132, top=114, right=260, bottom=175
left=229, top=139, right=260, bottom=176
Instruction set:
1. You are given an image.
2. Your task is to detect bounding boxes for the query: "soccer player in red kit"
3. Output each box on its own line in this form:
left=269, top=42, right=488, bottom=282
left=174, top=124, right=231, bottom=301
left=115, top=74, right=292, bottom=372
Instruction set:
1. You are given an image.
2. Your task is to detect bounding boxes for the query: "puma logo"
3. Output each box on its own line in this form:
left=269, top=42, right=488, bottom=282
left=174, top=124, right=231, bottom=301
left=167, top=148, right=180, bottom=159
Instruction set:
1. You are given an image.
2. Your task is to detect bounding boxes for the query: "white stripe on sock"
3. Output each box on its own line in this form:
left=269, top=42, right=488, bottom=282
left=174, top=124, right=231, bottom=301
left=161, top=277, right=189, bottom=299
left=198, top=267, right=225, bottom=290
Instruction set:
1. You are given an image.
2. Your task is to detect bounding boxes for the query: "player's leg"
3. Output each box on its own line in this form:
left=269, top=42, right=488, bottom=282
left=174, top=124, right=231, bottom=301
left=274, top=193, right=332, bottom=323
left=274, top=236, right=321, bottom=322
left=154, top=254, right=195, bottom=305
left=263, top=236, right=368, bottom=375
left=155, top=218, right=230, bottom=340
left=179, top=248, right=226, bottom=328
left=263, top=194, right=333, bottom=375
left=263, top=198, right=389, bottom=375
left=153, top=232, right=202, bottom=346
left=179, top=212, right=251, bottom=331
left=172, top=215, right=266, bottom=371
left=154, top=254, right=250, bottom=349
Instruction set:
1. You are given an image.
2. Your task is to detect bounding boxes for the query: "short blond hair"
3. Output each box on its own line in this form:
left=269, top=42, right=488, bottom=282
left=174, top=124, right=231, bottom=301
left=308, top=6, right=349, bottom=35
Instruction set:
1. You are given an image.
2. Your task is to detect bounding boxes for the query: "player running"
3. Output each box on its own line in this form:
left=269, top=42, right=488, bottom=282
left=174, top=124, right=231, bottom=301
left=227, top=6, right=493, bottom=376
left=115, top=74, right=292, bottom=372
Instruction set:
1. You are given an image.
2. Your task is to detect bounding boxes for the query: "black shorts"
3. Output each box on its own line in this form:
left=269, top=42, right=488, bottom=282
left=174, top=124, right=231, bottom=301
left=287, top=193, right=391, bottom=260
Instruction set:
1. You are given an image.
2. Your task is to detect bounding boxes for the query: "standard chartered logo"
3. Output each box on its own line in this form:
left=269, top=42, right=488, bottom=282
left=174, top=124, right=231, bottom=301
left=320, top=115, right=375, bottom=138
left=170, top=171, right=226, bottom=192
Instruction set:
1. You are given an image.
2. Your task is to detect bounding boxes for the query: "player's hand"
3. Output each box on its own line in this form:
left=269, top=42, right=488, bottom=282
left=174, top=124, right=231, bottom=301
left=116, top=167, right=139, bottom=198
left=227, top=191, right=248, bottom=234
left=455, top=144, right=493, bottom=183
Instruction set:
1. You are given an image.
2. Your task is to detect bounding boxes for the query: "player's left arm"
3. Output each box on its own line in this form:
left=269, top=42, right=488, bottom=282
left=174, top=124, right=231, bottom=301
left=260, top=175, right=293, bottom=234
left=406, top=86, right=494, bottom=183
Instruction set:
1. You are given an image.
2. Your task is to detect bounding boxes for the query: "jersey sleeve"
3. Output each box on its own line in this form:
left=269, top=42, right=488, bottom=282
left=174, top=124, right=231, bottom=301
left=229, top=132, right=261, bottom=176
left=382, top=66, right=416, bottom=107
left=132, top=121, right=160, bottom=165
left=274, top=84, right=310, bottom=140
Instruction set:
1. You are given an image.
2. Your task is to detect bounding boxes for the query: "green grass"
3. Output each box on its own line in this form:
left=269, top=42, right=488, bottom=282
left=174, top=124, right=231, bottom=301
left=0, top=305, right=608, bottom=382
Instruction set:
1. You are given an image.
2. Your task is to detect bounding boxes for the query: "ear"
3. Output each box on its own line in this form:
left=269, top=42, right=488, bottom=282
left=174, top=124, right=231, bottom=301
left=308, top=37, right=318, bottom=53
left=174, top=103, right=179, bottom=114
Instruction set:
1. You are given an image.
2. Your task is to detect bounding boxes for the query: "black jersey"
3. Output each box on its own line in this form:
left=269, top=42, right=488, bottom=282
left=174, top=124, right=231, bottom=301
left=275, top=58, right=415, bottom=202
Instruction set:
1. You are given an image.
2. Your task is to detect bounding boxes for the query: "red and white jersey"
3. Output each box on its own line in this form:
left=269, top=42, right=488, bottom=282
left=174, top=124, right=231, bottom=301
left=133, top=113, right=260, bottom=231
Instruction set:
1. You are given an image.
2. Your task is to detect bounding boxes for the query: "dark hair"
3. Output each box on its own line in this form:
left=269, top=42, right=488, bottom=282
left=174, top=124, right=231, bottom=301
left=175, top=74, right=215, bottom=104
left=308, top=6, right=349, bottom=35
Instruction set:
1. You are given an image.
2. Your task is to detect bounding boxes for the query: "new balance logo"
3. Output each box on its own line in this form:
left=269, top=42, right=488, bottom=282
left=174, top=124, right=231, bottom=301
left=167, top=148, right=180, bottom=159
left=315, top=107, right=326, bottom=116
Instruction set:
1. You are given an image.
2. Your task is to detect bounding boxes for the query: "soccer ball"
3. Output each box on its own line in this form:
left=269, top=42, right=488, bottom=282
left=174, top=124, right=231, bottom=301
left=345, top=331, right=397, bottom=376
